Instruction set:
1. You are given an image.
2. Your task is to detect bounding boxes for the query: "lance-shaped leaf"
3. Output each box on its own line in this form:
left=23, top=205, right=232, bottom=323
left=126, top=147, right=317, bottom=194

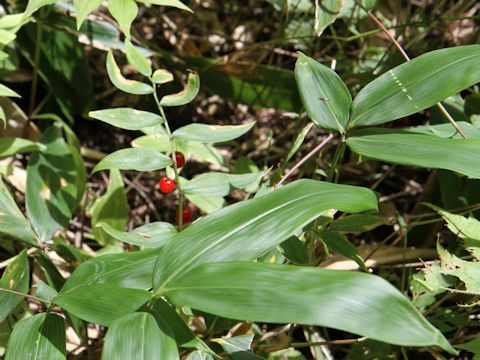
left=92, top=148, right=172, bottom=173
left=152, top=69, right=174, bottom=84
left=102, top=312, right=179, bottom=360
left=349, top=45, right=480, bottom=128
left=172, top=122, right=255, bottom=143
left=74, top=0, right=102, bottom=29
left=89, top=108, right=163, bottom=130
left=0, top=177, right=38, bottom=246
left=125, top=39, right=152, bottom=76
left=295, top=53, right=351, bottom=133
left=0, top=250, right=29, bottom=322
left=0, top=83, right=20, bottom=97
left=5, top=313, right=66, bottom=360
left=153, top=179, right=377, bottom=289
left=182, top=172, right=262, bottom=197
left=161, top=261, right=455, bottom=354
left=346, top=128, right=480, bottom=179
left=53, top=284, right=151, bottom=326
left=160, top=72, right=200, bottom=106
left=106, top=51, right=153, bottom=95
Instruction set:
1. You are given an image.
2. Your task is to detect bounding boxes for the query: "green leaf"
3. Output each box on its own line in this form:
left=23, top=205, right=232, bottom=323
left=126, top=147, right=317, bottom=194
left=125, top=39, right=152, bottom=76
left=349, top=45, right=480, bottom=128
left=186, top=351, right=215, bottom=360
left=53, top=284, right=150, bottom=326
left=456, top=337, right=480, bottom=359
left=36, top=280, right=59, bottom=303
left=0, top=250, right=29, bottom=322
left=106, top=51, right=153, bottom=95
left=91, top=169, right=128, bottom=245
left=74, top=0, right=102, bottom=29
left=152, top=69, right=174, bottom=84
left=185, top=193, right=225, bottom=214
left=295, top=52, right=351, bottom=133
left=131, top=134, right=172, bottom=152
left=154, top=179, right=377, bottom=289
left=24, top=0, right=57, bottom=15
left=0, top=29, right=16, bottom=45
left=314, top=0, right=343, bottom=36
left=213, top=334, right=261, bottom=359
left=5, top=313, right=66, bottom=360
left=0, top=83, right=20, bottom=97
left=160, top=72, right=200, bottom=106
left=103, top=312, right=179, bottom=360
left=286, top=123, right=313, bottom=163
left=173, top=122, right=255, bottom=143
left=108, top=0, right=138, bottom=39
left=97, top=221, right=176, bottom=248
left=162, top=261, right=455, bottom=353
left=89, top=108, right=163, bottom=130
left=280, top=236, right=309, bottom=265
left=0, top=177, right=38, bottom=246
left=0, top=137, right=45, bottom=157
left=92, top=148, right=172, bottom=173
left=437, top=243, right=480, bottom=295
left=427, top=204, right=480, bottom=243
left=346, top=128, right=480, bottom=179
left=136, top=0, right=192, bottom=12
left=329, top=214, right=387, bottom=233
left=26, top=126, right=81, bottom=241
left=317, top=230, right=366, bottom=271
left=182, top=172, right=262, bottom=197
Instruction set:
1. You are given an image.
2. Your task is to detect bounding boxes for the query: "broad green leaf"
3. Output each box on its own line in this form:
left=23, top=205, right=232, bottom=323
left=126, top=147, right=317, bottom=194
left=154, top=179, right=377, bottom=289
left=89, top=108, right=163, bottom=130
left=407, top=121, right=480, bottom=139
left=74, top=0, right=102, bottom=29
left=0, top=83, right=20, bottom=97
left=36, top=280, right=59, bottom=302
left=160, top=72, right=200, bottom=106
left=0, top=13, right=27, bottom=29
left=280, top=236, right=309, bottom=265
left=329, top=214, right=387, bottom=233
left=60, top=249, right=159, bottom=293
left=162, top=261, right=455, bottom=353
left=131, top=134, right=172, bottom=152
left=108, top=0, right=137, bottom=39
left=185, top=193, right=224, bottom=214
left=0, top=137, right=45, bottom=157
left=456, top=337, right=480, bottom=358
left=136, top=0, right=192, bottom=12
left=182, top=172, right=261, bottom=197
left=103, top=312, right=179, bottom=360
left=26, top=126, right=80, bottom=241
left=0, top=29, right=15, bottom=45
left=152, top=69, right=174, bottom=84
left=5, top=313, right=66, bottom=360
left=125, top=39, right=152, bottom=76
left=346, top=128, right=480, bottom=178
left=106, top=51, right=153, bottom=95
left=437, top=243, right=480, bottom=295
left=314, top=0, right=343, bottom=36
left=186, top=351, right=214, bottom=360
left=295, top=53, right=351, bottom=133
left=0, top=177, right=38, bottom=245
left=92, top=148, right=172, bottom=173
left=213, top=334, right=261, bottom=359
left=149, top=298, right=210, bottom=351
left=172, top=122, right=255, bottom=143
left=349, top=45, right=480, bottom=128
left=53, top=284, right=150, bottom=326
left=91, top=169, right=128, bottom=245
left=0, top=250, right=29, bottom=322
left=97, top=221, right=176, bottom=247
left=317, top=230, right=366, bottom=271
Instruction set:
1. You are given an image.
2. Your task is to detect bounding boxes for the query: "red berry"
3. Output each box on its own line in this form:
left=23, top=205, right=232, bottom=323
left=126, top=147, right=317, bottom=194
left=172, top=151, right=185, bottom=168
left=176, top=206, right=192, bottom=224
left=159, top=176, right=175, bottom=193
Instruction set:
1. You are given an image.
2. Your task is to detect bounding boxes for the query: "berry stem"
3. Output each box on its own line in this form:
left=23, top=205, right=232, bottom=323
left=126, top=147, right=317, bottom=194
left=151, top=80, right=185, bottom=230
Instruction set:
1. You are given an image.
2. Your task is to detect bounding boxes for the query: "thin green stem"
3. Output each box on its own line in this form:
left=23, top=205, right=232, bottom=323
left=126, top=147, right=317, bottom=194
left=327, top=136, right=346, bottom=183
left=0, top=287, right=50, bottom=305
left=151, top=82, right=185, bottom=230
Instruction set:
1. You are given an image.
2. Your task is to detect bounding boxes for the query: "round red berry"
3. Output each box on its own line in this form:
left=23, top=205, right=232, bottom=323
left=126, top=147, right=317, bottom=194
left=172, top=151, right=185, bottom=168
left=159, top=176, right=175, bottom=193
left=176, top=206, right=192, bottom=224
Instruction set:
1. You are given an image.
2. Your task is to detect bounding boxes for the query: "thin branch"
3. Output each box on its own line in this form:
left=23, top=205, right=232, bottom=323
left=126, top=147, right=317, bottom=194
left=366, top=10, right=467, bottom=139
left=0, top=287, right=50, bottom=305
left=276, top=133, right=334, bottom=188
left=290, top=336, right=368, bottom=348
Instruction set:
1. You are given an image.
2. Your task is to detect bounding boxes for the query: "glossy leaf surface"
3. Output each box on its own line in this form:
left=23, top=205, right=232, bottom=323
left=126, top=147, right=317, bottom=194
left=92, top=148, right=172, bottom=173
left=172, top=122, right=255, bottom=143
left=350, top=45, right=480, bottom=127
left=154, top=180, right=377, bottom=289
left=89, top=108, right=163, bottom=130
left=125, top=39, right=152, bottom=76
left=98, top=221, right=176, bottom=247
left=160, top=72, right=200, bottom=106
left=163, top=261, right=454, bottom=353
left=0, top=250, right=29, bottom=322
left=347, top=128, right=480, bottom=178
left=106, top=51, right=153, bottom=95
